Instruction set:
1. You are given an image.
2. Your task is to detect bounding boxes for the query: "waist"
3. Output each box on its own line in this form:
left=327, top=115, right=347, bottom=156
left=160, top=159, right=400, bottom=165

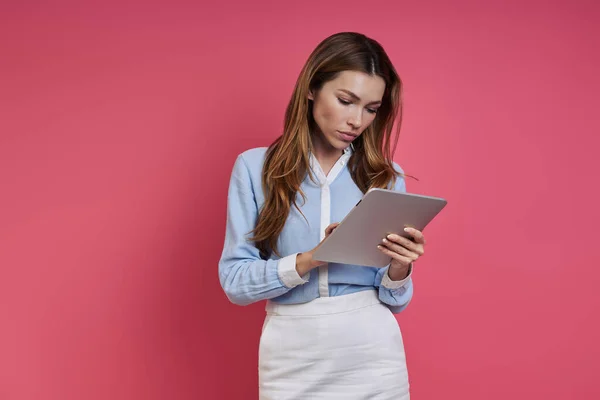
left=265, top=289, right=381, bottom=316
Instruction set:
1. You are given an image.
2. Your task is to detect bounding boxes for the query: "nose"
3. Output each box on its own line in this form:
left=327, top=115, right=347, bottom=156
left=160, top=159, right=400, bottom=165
left=347, top=109, right=362, bottom=129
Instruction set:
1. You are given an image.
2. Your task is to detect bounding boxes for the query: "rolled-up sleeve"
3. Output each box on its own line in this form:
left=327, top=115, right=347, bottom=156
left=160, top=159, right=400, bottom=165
left=375, top=265, right=414, bottom=314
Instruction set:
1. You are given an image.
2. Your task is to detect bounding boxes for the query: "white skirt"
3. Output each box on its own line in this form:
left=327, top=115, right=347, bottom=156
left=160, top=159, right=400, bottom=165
left=258, top=289, right=410, bottom=400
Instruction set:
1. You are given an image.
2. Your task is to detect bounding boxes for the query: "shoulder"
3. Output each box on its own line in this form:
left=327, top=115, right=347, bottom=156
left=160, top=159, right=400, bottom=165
left=391, top=160, right=407, bottom=192
left=391, top=160, right=404, bottom=175
left=237, top=147, right=268, bottom=168
left=230, top=147, right=268, bottom=183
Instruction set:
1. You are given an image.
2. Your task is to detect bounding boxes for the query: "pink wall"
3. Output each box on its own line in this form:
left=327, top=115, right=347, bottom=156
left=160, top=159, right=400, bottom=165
left=1, top=1, right=599, bottom=399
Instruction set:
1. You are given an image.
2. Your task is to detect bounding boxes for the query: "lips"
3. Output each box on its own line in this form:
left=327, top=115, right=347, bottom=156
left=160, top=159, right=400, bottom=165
left=338, top=131, right=358, bottom=142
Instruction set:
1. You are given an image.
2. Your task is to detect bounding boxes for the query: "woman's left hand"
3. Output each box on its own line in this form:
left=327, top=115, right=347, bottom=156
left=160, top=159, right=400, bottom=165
left=377, top=227, right=426, bottom=278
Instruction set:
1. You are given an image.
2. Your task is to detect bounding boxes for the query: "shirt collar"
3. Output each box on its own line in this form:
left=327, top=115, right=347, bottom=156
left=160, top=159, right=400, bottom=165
left=308, top=144, right=353, bottom=184
left=308, top=144, right=353, bottom=165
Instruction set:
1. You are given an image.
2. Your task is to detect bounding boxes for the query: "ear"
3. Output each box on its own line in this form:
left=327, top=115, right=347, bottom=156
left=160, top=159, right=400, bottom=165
left=308, top=89, right=315, bottom=101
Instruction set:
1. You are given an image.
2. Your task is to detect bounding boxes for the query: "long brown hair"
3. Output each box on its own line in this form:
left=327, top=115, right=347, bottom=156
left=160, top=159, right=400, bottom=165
left=250, top=32, right=407, bottom=258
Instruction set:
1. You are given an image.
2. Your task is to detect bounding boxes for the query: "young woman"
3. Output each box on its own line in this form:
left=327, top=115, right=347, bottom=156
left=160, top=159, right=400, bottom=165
left=218, top=32, right=426, bottom=399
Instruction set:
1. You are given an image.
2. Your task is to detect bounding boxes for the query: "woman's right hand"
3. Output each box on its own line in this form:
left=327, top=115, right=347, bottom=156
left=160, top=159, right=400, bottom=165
left=295, top=223, right=340, bottom=276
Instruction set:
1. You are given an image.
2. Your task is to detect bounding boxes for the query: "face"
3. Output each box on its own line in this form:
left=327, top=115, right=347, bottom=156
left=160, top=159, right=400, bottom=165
left=308, top=70, right=386, bottom=153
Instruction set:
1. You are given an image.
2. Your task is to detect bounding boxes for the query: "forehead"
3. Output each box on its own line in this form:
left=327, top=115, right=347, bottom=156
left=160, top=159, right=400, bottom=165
left=324, top=70, right=386, bottom=101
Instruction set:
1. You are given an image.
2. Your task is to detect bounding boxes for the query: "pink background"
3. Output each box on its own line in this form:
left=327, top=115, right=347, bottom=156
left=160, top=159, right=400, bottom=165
left=1, top=0, right=599, bottom=399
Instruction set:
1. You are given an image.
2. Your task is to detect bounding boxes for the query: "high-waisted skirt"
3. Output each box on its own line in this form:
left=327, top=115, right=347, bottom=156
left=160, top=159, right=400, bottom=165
left=258, top=289, right=410, bottom=399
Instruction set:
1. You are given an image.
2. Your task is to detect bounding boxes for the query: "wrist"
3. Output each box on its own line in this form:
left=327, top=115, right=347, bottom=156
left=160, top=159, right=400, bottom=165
left=296, top=252, right=321, bottom=276
left=388, top=263, right=411, bottom=281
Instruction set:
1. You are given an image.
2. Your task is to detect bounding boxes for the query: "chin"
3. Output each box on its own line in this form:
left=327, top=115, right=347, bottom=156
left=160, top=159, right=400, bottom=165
left=325, top=136, right=351, bottom=150
left=318, top=131, right=353, bottom=152
left=336, top=139, right=353, bottom=150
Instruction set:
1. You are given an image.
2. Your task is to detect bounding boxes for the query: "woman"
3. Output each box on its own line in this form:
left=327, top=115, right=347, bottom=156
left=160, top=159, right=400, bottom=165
left=218, top=32, right=426, bottom=399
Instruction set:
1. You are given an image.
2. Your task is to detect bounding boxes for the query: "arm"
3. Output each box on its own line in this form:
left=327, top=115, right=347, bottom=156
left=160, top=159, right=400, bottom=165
left=218, top=154, right=309, bottom=306
left=374, top=163, right=414, bottom=314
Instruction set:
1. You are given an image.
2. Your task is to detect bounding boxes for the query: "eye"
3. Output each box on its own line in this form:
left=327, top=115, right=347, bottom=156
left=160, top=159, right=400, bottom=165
left=366, top=108, right=378, bottom=114
left=337, top=98, right=351, bottom=106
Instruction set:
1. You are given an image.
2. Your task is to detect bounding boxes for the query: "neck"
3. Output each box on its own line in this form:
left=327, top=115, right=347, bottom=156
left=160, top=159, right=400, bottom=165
left=311, top=133, right=344, bottom=167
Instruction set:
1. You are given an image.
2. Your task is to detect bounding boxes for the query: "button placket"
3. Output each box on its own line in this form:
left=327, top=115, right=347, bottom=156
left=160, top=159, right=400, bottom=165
left=318, top=182, right=330, bottom=297
left=310, top=147, right=352, bottom=298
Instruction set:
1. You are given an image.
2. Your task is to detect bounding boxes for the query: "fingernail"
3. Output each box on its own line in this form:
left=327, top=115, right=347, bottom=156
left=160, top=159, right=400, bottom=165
left=387, top=234, right=393, bottom=239
left=382, top=238, right=388, bottom=243
left=404, top=227, right=411, bottom=232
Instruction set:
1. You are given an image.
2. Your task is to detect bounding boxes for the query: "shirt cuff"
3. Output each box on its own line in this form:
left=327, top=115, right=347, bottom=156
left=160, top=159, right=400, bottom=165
left=381, top=263, right=413, bottom=289
left=277, top=252, right=309, bottom=288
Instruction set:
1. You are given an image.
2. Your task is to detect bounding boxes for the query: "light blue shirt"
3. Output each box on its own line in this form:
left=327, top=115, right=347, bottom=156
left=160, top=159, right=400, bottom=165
left=218, top=146, right=414, bottom=314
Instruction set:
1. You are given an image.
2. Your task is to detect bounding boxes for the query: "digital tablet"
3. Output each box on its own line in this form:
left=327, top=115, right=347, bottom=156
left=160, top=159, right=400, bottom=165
left=312, top=188, right=447, bottom=268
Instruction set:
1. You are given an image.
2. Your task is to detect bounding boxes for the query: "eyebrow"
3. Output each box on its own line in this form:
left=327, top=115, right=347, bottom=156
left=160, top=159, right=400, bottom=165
left=339, top=89, right=382, bottom=106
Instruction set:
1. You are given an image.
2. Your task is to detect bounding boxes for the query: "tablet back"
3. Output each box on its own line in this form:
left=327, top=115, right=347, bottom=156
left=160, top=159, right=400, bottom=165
left=312, top=188, right=447, bottom=268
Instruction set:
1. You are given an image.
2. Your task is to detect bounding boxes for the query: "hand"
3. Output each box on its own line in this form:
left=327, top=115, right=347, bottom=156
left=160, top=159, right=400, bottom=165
left=377, top=227, right=426, bottom=280
left=295, top=223, right=340, bottom=275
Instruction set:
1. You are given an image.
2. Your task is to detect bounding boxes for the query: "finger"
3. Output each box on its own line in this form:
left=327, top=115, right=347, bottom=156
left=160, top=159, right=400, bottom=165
left=325, top=223, right=340, bottom=236
left=380, top=240, right=420, bottom=261
left=377, top=245, right=414, bottom=265
left=404, top=228, right=426, bottom=245
left=384, top=235, right=424, bottom=256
